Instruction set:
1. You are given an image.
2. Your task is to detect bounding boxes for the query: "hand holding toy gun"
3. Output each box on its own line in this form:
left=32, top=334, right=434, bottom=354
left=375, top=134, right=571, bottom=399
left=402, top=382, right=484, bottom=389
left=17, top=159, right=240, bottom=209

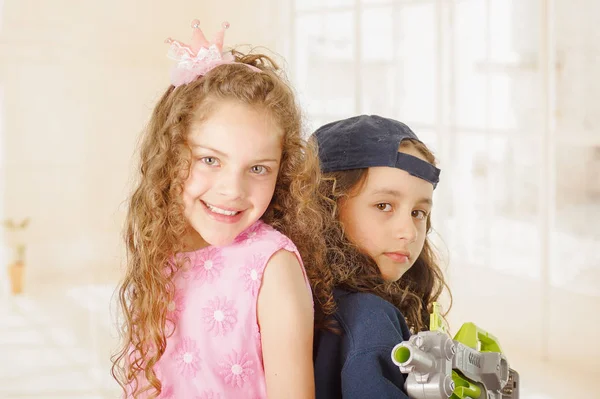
left=391, top=303, right=519, bottom=399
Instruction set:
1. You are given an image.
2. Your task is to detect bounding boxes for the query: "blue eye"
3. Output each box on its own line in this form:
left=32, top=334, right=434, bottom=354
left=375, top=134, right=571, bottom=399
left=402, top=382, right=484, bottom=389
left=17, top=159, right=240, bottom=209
left=251, top=165, right=268, bottom=175
left=200, top=157, right=218, bottom=166
left=376, top=203, right=393, bottom=212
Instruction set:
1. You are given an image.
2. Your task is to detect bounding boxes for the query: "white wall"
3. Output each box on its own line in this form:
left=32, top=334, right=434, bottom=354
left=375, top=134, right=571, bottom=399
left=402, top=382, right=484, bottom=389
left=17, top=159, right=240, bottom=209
left=0, top=0, right=283, bottom=286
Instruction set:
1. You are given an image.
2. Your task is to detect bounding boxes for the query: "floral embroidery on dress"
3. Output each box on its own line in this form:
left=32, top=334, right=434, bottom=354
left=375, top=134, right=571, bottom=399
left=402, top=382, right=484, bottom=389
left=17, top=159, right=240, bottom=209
left=202, top=297, right=238, bottom=336
left=171, top=337, right=202, bottom=378
left=236, top=221, right=268, bottom=245
left=218, top=350, right=255, bottom=388
left=192, top=247, right=224, bottom=283
left=240, top=254, right=265, bottom=296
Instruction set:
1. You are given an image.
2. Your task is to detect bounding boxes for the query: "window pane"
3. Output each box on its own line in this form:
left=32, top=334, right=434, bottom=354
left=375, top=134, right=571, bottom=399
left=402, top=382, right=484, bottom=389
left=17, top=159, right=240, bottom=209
left=454, top=0, right=487, bottom=129
left=294, top=12, right=355, bottom=118
left=360, top=6, right=395, bottom=115
left=443, top=133, right=492, bottom=267
left=487, top=134, right=541, bottom=278
left=455, top=0, right=541, bottom=131
left=360, top=3, right=436, bottom=122
left=360, top=7, right=394, bottom=62
left=490, top=0, right=541, bottom=131
left=396, top=2, right=436, bottom=124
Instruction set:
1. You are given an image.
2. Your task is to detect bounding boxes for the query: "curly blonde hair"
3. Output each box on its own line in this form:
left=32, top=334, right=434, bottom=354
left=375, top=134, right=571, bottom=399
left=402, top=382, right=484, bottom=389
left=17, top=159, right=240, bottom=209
left=111, top=51, right=333, bottom=398
left=312, top=138, right=452, bottom=332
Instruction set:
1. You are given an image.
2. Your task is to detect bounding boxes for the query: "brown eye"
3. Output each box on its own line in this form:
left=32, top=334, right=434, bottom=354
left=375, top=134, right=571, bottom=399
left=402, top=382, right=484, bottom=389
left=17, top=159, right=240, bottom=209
left=412, top=210, right=428, bottom=220
left=376, top=203, right=392, bottom=212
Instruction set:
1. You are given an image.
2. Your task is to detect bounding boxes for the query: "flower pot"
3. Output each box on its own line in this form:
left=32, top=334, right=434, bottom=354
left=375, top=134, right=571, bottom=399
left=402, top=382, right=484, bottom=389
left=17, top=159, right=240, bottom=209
left=8, top=261, right=24, bottom=294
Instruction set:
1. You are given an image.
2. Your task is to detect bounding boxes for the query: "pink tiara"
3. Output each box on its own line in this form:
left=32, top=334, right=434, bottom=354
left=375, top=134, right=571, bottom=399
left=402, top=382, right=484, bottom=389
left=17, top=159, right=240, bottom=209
left=164, top=19, right=260, bottom=87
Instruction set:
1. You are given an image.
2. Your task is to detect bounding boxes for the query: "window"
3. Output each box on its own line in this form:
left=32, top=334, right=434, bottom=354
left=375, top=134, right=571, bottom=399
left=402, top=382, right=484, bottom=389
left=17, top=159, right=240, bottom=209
left=288, top=0, right=600, bottom=366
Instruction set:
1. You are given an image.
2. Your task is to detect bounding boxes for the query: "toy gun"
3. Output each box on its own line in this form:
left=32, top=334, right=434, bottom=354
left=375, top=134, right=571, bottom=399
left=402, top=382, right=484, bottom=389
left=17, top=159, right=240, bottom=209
left=391, top=303, right=519, bottom=399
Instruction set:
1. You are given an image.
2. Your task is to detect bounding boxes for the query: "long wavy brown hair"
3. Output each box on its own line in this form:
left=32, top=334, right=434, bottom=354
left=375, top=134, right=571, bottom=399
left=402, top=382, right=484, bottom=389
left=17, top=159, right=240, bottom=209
left=111, top=50, right=334, bottom=398
left=312, top=138, right=452, bottom=332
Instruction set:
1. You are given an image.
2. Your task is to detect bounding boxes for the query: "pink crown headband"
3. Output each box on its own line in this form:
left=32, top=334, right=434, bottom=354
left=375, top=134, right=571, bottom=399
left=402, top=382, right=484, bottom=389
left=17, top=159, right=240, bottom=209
left=164, top=19, right=261, bottom=87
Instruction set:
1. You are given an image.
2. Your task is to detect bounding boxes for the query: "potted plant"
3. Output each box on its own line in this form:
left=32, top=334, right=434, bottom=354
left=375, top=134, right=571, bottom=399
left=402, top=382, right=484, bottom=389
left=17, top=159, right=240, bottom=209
left=3, top=218, right=29, bottom=294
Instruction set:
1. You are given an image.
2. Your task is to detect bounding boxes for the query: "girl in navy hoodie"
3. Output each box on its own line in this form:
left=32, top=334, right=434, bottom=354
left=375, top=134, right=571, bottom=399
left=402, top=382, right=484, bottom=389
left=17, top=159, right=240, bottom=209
left=310, top=115, right=452, bottom=399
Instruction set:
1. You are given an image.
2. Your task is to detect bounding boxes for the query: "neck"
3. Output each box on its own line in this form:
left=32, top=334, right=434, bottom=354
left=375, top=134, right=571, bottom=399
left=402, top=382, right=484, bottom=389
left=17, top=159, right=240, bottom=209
left=182, top=227, right=209, bottom=252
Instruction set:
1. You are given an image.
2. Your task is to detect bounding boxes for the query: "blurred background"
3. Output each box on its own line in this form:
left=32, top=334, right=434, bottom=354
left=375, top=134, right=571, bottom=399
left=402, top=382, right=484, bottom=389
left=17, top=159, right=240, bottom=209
left=0, top=0, right=598, bottom=398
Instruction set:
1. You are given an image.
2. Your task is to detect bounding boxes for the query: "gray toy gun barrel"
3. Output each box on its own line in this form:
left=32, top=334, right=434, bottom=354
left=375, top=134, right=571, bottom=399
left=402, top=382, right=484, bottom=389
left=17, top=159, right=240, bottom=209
left=392, top=330, right=520, bottom=399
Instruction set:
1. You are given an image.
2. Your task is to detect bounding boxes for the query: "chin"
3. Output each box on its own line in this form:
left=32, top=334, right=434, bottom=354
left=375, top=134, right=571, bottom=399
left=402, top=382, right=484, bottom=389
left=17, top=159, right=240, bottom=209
left=381, top=268, right=409, bottom=283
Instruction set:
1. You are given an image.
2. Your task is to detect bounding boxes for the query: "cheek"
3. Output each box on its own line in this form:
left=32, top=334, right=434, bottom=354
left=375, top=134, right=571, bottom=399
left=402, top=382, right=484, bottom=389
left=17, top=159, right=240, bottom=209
left=183, top=168, right=210, bottom=199
left=412, top=225, right=428, bottom=251
left=249, top=175, right=278, bottom=206
left=339, top=203, right=378, bottom=256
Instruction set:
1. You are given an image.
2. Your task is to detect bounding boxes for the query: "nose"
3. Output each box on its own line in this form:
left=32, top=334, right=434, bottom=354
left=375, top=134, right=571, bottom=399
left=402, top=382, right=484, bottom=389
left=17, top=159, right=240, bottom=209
left=394, top=212, right=417, bottom=243
left=215, top=170, right=245, bottom=200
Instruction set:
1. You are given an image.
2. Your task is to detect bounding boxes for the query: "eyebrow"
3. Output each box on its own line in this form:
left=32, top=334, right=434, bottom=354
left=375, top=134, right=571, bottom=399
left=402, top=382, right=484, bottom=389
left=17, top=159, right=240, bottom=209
left=193, top=145, right=280, bottom=164
left=370, top=188, right=433, bottom=205
left=193, top=145, right=227, bottom=156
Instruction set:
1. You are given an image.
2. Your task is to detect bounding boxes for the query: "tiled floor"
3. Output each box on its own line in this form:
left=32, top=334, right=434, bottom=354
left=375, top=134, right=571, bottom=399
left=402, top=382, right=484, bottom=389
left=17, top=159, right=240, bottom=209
left=0, top=281, right=596, bottom=398
left=0, top=282, right=120, bottom=398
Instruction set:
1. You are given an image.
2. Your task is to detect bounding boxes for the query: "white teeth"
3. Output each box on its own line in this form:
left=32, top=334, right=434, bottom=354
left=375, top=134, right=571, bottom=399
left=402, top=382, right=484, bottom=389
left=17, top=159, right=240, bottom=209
left=205, top=202, right=239, bottom=216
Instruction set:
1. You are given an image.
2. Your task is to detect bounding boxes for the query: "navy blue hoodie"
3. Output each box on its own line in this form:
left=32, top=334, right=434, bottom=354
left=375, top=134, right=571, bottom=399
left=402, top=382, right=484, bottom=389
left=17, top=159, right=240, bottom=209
left=314, top=289, right=412, bottom=399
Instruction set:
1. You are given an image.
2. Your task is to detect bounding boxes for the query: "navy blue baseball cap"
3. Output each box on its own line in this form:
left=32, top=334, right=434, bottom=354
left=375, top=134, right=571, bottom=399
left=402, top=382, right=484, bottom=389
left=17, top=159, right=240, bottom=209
left=313, top=115, right=440, bottom=188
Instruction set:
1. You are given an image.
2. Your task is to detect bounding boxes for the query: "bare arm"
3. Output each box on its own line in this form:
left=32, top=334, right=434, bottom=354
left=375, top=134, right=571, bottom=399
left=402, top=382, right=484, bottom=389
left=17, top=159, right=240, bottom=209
left=257, top=249, right=315, bottom=399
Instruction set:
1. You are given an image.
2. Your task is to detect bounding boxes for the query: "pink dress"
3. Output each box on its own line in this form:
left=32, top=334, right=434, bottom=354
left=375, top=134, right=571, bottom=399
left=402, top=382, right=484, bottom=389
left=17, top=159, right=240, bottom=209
left=152, top=220, right=309, bottom=398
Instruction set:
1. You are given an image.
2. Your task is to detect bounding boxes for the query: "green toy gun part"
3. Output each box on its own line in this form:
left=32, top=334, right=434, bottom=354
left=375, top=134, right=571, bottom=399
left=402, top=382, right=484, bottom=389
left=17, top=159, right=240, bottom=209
left=391, top=303, right=520, bottom=399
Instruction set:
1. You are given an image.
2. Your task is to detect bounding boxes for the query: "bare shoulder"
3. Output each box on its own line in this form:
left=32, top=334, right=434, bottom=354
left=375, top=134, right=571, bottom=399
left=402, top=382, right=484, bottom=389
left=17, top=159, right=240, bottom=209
left=259, top=248, right=310, bottom=300
left=257, top=248, right=315, bottom=397
left=265, top=248, right=302, bottom=275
